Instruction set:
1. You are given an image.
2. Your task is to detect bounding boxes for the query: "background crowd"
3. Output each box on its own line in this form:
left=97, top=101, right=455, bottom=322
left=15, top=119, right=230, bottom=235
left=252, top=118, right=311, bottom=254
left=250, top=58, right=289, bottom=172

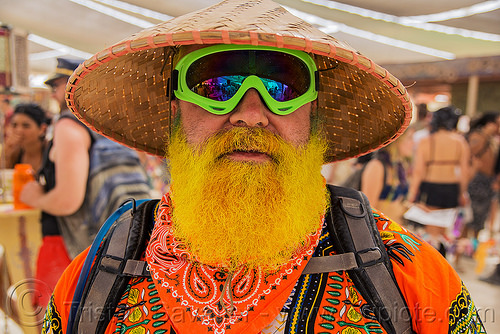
left=329, top=104, right=500, bottom=284
left=2, top=90, right=500, bottom=279
left=0, top=58, right=169, bottom=325
left=1, top=81, right=500, bottom=317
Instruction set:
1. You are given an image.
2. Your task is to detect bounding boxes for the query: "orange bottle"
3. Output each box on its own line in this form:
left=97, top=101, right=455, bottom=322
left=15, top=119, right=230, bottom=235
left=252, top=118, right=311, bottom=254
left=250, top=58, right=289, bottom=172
left=13, top=164, right=35, bottom=210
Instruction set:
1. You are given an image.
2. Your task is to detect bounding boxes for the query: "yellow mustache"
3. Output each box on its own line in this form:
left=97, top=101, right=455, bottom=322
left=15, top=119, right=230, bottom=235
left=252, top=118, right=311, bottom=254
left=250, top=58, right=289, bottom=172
left=197, top=127, right=288, bottom=162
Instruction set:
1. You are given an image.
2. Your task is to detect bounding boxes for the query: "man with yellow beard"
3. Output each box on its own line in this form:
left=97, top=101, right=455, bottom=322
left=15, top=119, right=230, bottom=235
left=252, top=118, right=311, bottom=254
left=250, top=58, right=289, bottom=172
left=42, top=1, right=484, bottom=333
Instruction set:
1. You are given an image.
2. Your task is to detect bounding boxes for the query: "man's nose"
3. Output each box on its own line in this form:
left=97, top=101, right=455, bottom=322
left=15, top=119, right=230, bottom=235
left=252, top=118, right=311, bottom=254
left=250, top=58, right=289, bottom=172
left=229, top=89, right=270, bottom=127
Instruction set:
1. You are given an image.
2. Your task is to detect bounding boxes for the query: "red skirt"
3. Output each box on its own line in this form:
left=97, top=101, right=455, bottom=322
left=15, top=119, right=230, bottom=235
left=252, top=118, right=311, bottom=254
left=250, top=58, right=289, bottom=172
left=34, top=235, right=71, bottom=308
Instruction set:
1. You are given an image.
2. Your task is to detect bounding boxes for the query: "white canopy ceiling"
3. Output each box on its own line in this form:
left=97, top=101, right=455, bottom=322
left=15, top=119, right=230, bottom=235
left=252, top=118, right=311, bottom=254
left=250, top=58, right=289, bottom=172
left=1, top=0, right=499, bottom=82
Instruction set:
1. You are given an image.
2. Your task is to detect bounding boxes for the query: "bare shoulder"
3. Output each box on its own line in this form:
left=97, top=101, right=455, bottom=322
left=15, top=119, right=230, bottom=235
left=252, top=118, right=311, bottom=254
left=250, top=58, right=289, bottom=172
left=55, top=117, right=87, bottom=133
left=54, top=118, right=91, bottom=148
left=450, top=132, right=467, bottom=143
left=416, top=135, right=430, bottom=152
left=364, top=158, right=384, bottom=175
left=418, top=134, right=431, bottom=143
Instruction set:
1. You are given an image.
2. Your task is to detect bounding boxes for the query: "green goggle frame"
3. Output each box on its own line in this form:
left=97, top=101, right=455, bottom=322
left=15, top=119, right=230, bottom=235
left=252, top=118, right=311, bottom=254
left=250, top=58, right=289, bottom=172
left=172, top=44, right=318, bottom=115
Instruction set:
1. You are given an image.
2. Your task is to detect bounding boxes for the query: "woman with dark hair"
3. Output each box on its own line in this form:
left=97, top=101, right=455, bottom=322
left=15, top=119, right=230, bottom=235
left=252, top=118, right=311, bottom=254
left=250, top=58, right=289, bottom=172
left=361, top=127, right=415, bottom=211
left=407, top=106, right=470, bottom=256
left=3, top=103, right=50, bottom=171
left=342, top=126, right=415, bottom=223
left=465, top=111, right=500, bottom=238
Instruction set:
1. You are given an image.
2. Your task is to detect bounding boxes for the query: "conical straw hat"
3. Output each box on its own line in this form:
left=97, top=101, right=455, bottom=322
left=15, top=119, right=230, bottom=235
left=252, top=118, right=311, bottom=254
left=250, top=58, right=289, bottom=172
left=66, top=0, right=412, bottom=162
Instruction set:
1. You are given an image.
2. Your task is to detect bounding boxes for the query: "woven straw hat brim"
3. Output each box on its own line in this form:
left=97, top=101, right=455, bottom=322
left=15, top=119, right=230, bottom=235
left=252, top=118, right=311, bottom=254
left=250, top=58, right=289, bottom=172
left=66, top=0, right=412, bottom=162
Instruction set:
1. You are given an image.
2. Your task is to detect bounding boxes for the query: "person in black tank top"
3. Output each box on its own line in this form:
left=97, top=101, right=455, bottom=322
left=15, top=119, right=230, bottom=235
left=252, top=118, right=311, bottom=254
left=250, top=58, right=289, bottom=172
left=18, top=58, right=91, bottom=311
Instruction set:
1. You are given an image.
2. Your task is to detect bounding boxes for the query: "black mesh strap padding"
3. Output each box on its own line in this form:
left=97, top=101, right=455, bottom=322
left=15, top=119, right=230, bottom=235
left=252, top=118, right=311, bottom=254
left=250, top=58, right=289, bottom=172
left=324, top=185, right=414, bottom=334
left=74, top=199, right=159, bottom=334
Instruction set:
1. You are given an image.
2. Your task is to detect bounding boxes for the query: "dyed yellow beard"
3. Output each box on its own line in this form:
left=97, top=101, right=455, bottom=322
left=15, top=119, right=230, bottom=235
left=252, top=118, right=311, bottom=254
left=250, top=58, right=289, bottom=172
left=168, top=127, right=328, bottom=271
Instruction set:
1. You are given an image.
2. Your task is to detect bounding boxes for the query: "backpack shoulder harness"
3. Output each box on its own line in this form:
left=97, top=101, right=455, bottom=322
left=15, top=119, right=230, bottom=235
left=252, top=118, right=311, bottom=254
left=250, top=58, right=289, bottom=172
left=302, top=185, right=413, bottom=334
left=68, top=185, right=413, bottom=334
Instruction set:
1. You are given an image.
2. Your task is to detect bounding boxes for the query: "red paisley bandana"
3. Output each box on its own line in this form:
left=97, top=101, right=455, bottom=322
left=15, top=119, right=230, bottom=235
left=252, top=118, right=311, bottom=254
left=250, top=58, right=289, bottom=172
left=146, top=193, right=323, bottom=334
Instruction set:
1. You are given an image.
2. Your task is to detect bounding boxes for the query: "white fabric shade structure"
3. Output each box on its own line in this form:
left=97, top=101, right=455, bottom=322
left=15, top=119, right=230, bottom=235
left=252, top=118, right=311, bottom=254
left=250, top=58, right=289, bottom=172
left=0, top=0, right=498, bottom=78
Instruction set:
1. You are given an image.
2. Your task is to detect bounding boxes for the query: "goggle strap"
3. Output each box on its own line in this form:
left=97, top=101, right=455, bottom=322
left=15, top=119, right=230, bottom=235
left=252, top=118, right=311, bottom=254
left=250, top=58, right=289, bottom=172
left=172, top=69, right=179, bottom=92
left=314, top=71, right=319, bottom=92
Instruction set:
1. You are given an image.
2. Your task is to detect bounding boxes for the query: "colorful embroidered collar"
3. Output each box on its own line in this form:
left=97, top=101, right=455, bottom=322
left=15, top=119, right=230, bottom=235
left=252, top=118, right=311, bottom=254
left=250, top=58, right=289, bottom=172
left=145, top=194, right=323, bottom=333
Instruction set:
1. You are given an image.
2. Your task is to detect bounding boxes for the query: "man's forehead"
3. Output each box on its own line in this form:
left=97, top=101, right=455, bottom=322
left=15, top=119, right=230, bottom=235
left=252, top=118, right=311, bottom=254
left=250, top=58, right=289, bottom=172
left=176, top=44, right=289, bottom=62
left=176, top=45, right=211, bottom=62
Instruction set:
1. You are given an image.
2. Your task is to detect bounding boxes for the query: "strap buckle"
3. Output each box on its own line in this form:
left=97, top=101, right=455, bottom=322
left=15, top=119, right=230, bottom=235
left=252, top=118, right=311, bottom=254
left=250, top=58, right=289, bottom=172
left=338, top=197, right=366, bottom=219
left=355, top=247, right=383, bottom=268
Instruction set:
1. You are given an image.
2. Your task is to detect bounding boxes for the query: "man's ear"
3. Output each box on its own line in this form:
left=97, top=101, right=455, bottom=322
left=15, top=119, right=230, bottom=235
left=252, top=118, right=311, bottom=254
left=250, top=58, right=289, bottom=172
left=170, top=99, right=178, bottom=117
left=311, top=99, right=318, bottom=116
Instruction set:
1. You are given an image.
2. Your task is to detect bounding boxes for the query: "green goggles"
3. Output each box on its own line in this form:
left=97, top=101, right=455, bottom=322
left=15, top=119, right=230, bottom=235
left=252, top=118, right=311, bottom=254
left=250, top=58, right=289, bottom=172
left=172, top=44, right=318, bottom=115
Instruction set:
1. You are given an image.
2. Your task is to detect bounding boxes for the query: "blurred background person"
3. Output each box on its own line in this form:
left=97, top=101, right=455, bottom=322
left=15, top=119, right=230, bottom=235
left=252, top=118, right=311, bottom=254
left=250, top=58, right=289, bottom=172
left=479, top=118, right=500, bottom=243
left=412, top=103, right=431, bottom=150
left=464, top=111, right=500, bottom=240
left=342, top=126, right=415, bottom=222
left=0, top=96, right=14, bottom=170
left=2, top=103, right=50, bottom=172
left=0, top=96, right=14, bottom=129
left=19, top=58, right=90, bottom=310
left=341, top=152, right=374, bottom=190
left=407, top=106, right=470, bottom=257
left=456, top=111, right=500, bottom=275
left=360, top=126, right=415, bottom=220
left=413, top=103, right=431, bottom=131
left=20, top=57, right=152, bottom=312
left=480, top=131, right=500, bottom=285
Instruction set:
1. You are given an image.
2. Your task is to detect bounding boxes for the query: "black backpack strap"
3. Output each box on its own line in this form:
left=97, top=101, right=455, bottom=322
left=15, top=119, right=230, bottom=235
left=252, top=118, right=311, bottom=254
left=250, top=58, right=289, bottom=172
left=307, top=185, right=413, bottom=334
left=302, top=252, right=358, bottom=273
left=74, top=199, right=159, bottom=334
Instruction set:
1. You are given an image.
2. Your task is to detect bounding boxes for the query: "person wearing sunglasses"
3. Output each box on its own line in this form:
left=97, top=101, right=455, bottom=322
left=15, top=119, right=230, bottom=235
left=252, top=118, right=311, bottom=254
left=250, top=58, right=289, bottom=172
left=41, top=1, right=484, bottom=334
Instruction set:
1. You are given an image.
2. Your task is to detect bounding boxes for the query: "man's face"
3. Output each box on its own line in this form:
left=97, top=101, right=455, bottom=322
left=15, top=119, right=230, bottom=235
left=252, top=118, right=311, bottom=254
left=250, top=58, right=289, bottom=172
left=49, top=77, right=69, bottom=110
left=171, top=89, right=314, bottom=159
left=167, top=49, right=326, bottom=270
left=167, top=102, right=327, bottom=270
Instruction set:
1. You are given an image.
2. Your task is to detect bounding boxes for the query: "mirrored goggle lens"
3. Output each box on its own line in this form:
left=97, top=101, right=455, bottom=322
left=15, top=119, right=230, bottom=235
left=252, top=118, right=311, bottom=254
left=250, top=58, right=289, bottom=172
left=186, top=50, right=312, bottom=102
left=190, top=75, right=301, bottom=102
